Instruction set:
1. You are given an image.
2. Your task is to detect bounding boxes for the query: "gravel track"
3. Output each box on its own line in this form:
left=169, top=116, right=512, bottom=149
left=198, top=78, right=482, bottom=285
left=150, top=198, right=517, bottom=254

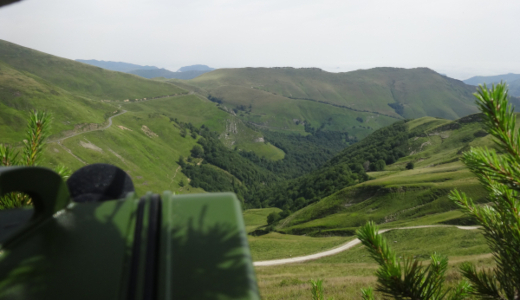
left=253, top=225, right=479, bottom=267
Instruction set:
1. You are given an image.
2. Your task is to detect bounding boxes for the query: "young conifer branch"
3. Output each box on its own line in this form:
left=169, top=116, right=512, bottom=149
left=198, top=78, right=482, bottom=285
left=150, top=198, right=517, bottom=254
left=309, top=279, right=334, bottom=300
left=361, top=287, right=375, bottom=300
left=1, top=111, right=71, bottom=209
left=449, top=83, right=520, bottom=299
left=357, top=222, right=471, bottom=299
left=23, top=111, right=50, bottom=166
left=0, top=144, right=19, bottom=166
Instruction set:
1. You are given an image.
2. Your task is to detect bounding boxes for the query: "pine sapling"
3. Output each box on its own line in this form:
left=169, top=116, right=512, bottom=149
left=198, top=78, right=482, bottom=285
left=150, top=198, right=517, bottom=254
left=449, top=83, right=520, bottom=299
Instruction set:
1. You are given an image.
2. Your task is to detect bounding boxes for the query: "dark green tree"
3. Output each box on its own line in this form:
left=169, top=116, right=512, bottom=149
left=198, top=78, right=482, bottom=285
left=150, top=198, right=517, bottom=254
left=406, top=161, right=414, bottom=170
left=177, top=155, right=186, bottom=167
left=266, top=212, right=281, bottom=225
left=190, top=144, right=204, bottom=158
left=373, top=159, right=386, bottom=171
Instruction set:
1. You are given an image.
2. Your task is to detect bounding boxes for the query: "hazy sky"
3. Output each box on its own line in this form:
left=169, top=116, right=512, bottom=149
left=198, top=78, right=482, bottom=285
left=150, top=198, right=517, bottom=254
left=0, top=0, right=519, bottom=79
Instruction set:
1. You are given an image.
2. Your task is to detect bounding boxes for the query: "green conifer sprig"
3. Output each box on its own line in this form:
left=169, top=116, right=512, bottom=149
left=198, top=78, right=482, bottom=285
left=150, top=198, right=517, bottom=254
left=0, top=144, right=19, bottom=166
left=23, top=111, right=50, bottom=166
left=357, top=222, right=471, bottom=300
left=450, top=83, right=520, bottom=299
left=309, top=279, right=334, bottom=300
left=0, top=111, right=71, bottom=209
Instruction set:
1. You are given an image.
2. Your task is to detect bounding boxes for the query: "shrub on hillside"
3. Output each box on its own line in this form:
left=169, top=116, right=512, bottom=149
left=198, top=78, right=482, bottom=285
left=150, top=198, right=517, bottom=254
left=190, top=144, right=204, bottom=158
left=266, top=212, right=281, bottom=225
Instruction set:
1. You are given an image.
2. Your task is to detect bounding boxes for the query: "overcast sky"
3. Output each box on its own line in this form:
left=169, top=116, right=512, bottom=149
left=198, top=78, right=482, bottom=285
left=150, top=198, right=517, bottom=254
left=0, top=0, right=519, bottom=80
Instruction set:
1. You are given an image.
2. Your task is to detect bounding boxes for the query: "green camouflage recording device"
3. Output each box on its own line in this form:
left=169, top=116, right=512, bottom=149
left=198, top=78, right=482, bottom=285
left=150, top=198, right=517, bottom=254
left=0, top=164, right=260, bottom=300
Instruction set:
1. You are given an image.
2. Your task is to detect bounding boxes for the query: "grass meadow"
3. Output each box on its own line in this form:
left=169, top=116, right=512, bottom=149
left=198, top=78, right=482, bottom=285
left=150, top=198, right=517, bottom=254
left=245, top=210, right=492, bottom=299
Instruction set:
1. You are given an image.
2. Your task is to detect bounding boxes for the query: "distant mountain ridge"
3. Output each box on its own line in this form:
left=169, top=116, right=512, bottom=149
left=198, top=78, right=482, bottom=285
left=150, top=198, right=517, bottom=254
left=75, top=60, right=215, bottom=80
left=463, top=73, right=520, bottom=97
left=177, top=64, right=215, bottom=72
left=75, top=59, right=158, bottom=73
left=463, top=73, right=520, bottom=85
left=129, top=69, right=213, bottom=80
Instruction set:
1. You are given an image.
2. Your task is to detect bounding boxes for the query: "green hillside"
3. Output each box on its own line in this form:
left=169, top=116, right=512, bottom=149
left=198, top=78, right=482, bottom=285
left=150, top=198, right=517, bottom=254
left=0, top=40, right=285, bottom=197
left=176, top=67, right=479, bottom=123
left=256, top=113, right=504, bottom=234
left=0, top=39, right=186, bottom=142
left=244, top=112, right=502, bottom=300
left=0, top=40, right=185, bottom=101
left=172, top=73, right=398, bottom=140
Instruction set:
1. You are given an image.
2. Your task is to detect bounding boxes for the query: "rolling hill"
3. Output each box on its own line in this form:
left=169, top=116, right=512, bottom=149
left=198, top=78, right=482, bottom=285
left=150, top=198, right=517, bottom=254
left=253, top=113, right=505, bottom=236
left=177, top=67, right=481, bottom=121
left=0, top=39, right=276, bottom=197
left=0, top=39, right=505, bottom=210
left=0, top=39, right=186, bottom=141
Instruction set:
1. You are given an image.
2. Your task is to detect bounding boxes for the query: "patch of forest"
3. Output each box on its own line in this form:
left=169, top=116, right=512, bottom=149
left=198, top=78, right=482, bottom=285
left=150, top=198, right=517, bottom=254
left=247, top=120, right=413, bottom=212
left=176, top=118, right=413, bottom=215
left=178, top=123, right=279, bottom=202
left=239, top=129, right=356, bottom=179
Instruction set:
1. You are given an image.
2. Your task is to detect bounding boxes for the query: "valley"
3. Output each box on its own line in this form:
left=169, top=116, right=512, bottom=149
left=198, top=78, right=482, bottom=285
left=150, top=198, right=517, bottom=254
left=0, top=39, right=510, bottom=299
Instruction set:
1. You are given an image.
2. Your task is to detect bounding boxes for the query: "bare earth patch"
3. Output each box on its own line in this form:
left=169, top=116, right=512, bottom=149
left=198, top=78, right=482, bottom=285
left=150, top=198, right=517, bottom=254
left=141, top=125, right=158, bottom=138
left=118, top=125, right=133, bottom=131
left=108, top=148, right=126, bottom=164
left=79, top=140, right=103, bottom=152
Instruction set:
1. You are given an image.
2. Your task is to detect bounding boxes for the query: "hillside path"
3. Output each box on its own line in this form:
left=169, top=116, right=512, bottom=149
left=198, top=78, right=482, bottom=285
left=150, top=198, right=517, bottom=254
left=49, top=110, right=128, bottom=165
left=253, top=225, right=480, bottom=267
left=51, top=110, right=128, bottom=143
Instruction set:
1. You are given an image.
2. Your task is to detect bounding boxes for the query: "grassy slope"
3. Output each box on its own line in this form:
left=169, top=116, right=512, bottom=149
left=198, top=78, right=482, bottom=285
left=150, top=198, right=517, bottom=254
left=0, top=40, right=280, bottom=196
left=243, top=207, right=282, bottom=233
left=172, top=71, right=398, bottom=140
left=249, top=232, right=354, bottom=261
left=180, top=67, right=478, bottom=120
left=277, top=114, right=496, bottom=235
left=0, top=39, right=185, bottom=101
left=41, top=95, right=226, bottom=195
left=0, top=39, right=186, bottom=142
left=0, top=61, right=116, bottom=142
left=255, top=227, right=491, bottom=300
left=243, top=209, right=491, bottom=299
left=243, top=207, right=354, bottom=261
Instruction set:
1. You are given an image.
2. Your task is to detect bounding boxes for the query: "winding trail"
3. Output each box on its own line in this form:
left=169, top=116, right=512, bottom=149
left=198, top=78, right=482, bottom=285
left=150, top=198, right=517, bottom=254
left=50, top=110, right=128, bottom=164
left=53, top=110, right=128, bottom=143
left=253, top=225, right=480, bottom=267
left=168, top=165, right=181, bottom=188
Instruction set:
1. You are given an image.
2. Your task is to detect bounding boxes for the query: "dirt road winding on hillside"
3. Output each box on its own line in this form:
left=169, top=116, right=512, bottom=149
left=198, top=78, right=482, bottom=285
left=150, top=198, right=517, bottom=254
left=54, top=110, right=128, bottom=143
left=51, top=110, right=128, bottom=165
left=253, top=225, right=479, bottom=267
